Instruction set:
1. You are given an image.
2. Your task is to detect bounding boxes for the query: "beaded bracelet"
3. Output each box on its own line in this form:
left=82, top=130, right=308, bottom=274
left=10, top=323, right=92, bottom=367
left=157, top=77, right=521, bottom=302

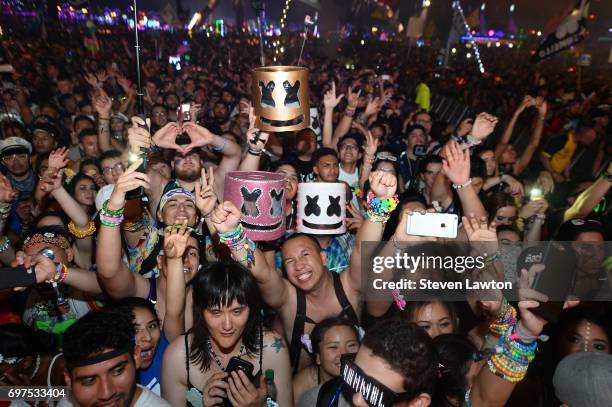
left=100, top=209, right=124, bottom=228
left=68, top=221, right=97, bottom=238
left=488, top=299, right=517, bottom=336
left=452, top=179, right=473, bottom=189
left=487, top=325, right=537, bottom=382
left=219, top=224, right=255, bottom=267
left=46, top=263, right=68, bottom=285
left=365, top=192, right=399, bottom=223
left=500, top=326, right=537, bottom=364
left=218, top=224, right=246, bottom=245
left=102, top=200, right=125, bottom=216
left=0, top=236, right=10, bottom=253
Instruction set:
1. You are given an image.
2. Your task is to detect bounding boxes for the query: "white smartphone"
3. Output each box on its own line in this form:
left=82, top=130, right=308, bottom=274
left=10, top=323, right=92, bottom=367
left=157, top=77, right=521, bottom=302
left=407, top=213, right=458, bottom=239
left=180, top=103, right=191, bottom=122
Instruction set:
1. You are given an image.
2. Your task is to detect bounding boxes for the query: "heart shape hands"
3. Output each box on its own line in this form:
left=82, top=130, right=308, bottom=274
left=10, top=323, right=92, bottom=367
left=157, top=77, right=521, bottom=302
left=152, top=122, right=214, bottom=156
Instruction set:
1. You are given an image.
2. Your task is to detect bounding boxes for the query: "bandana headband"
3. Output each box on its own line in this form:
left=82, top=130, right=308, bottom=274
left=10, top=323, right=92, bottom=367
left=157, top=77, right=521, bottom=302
left=68, top=347, right=133, bottom=369
left=158, top=188, right=196, bottom=213
left=23, top=232, right=71, bottom=251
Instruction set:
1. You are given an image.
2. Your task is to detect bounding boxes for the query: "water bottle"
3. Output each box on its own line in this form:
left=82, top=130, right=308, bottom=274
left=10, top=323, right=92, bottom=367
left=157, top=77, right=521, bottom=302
left=265, top=369, right=279, bottom=407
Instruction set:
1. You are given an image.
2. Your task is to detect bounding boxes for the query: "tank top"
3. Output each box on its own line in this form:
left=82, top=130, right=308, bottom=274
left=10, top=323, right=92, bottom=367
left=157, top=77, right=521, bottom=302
left=289, top=272, right=359, bottom=373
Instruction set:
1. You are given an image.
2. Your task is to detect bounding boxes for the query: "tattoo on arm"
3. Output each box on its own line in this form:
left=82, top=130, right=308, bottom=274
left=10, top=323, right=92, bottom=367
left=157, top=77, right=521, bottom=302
left=271, top=337, right=284, bottom=353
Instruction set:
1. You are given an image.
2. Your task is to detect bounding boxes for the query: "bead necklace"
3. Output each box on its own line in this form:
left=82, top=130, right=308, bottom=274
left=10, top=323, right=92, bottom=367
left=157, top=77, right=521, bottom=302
left=206, top=339, right=246, bottom=371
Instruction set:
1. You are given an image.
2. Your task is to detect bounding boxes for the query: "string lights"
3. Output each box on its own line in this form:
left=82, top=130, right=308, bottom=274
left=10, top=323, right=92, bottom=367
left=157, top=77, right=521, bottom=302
left=274, top=0, right=292, bottom=62
left=453, top=1, right=485, bottom=73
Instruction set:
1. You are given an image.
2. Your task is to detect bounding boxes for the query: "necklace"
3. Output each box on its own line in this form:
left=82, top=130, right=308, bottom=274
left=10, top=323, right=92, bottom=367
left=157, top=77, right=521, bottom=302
left=29, top=355, right=41, bottom=380
left=206, top=339, right=246, bottom=371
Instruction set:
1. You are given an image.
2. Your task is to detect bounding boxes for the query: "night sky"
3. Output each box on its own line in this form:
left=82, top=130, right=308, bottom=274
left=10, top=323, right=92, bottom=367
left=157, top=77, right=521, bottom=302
left=92, top=0, right=611, bottom=37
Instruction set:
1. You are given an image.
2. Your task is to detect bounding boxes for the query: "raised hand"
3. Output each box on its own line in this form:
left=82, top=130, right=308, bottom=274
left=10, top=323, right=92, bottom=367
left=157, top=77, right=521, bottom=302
left=369, top=170, right=397, bottom=199
left=462, top=215, right=498, bottom=260
left=323, top=82, right=344, bottom=110
left=93, top=88, right=112, bottom=117
left=345, top=202, right=363, bottom=232
left=519, top=199, right=548, bottom=220
left=189, top=103, right=202, bottom=123
left=195, top=167, right=217, bottom=217
left=95, top=69, right=109, bottom=84
left=363, top=130, right=379, bottom=157
left=48, top=147, right=69, bottom=171
left=128, top=116, right=153, bottom=152
left=517, top=95, right=535, bottom=113
left=210, top=201, right=241, bottom=234
left=462, top=216, right=497, bottom=243
left=84, top=72, right=101, bottom=89
left=346, top=86, right=361, bottom=107
left=245, top=126, right=269, bottom=153
left=501, top=174, right=524, bottom=198
left=471, top=112, right=499, bottom=142
left=116, top=75, right=133, bottom=94
left=364, top=95, right=384, bottom=117
left=39, top=168, right=64, bottom=193
left=0, top=174, right=17, bottom=203
left=442, top=140, right=470, bottom=186
left=182, top=122, right=215, bottom=153
left=163, top=221, right=190, bottom=259
left=536, top=171, right=554, bottom=194
left=107, top=159, right=150, bottom=211
left=151, top=122, right=182, bottom=151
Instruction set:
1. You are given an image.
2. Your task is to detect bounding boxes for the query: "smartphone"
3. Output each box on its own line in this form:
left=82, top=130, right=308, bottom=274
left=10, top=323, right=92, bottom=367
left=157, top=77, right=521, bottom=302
left=222, top=357, right=255, bottom=407
left=407, top=213, right=458, bottom=238
left=530, top=187, right=543, bottom=201
left=180, top=103, right=191, bottom=122
left=381, top=74, right=391, bottom=81
left=517, top=243, right=577, bottom=323
left=225, top=357, right=254, bottom=380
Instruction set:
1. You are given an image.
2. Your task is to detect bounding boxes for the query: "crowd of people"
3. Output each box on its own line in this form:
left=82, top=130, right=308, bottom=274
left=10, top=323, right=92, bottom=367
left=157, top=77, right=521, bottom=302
left=0, top=20, right=611, bottom=407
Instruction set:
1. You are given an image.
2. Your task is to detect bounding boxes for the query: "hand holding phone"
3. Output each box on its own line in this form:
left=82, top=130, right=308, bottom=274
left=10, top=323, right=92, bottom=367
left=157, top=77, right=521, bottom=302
left=180, top=103, right=191, bottom=122
left=407, top=213, right=458, bottom=238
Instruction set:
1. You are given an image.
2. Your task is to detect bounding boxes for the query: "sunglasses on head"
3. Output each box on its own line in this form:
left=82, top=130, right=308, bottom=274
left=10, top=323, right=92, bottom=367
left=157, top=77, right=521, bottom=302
left=340, top=353, right=412, bottom=407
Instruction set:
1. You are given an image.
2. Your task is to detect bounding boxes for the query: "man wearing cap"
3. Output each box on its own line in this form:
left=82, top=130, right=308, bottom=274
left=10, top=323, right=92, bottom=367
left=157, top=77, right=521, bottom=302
left=0, top=137, right=36, bottom=199
left=32, top=123, right=60, bottom=156
left=61, top=309, right=170, bottom=407
left=553, top=352, right=612, bottom=407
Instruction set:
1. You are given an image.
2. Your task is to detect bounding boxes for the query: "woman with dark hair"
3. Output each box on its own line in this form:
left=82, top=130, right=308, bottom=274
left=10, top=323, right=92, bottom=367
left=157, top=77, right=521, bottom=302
left=66, top=173, right=98, bottom=216
left=403, top=301, right=460, bottom=339
left=484, top=192, right=517, bottom=226
left=161, top=262, right=293, bottom=407
left=111, top=297, right=166, bottom=396
left=0, top=324, right=64, bottom=392
left=293, top=318, right=361, bottom=404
